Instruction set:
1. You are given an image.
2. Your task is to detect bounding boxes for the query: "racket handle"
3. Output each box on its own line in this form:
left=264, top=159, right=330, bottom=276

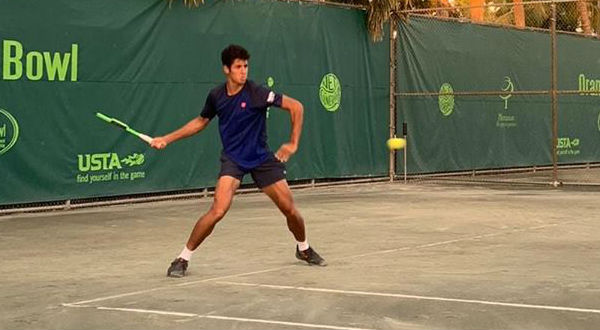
left=138, top=133, right=153, bottom=144
left=96, top=112, right=112, bottom=122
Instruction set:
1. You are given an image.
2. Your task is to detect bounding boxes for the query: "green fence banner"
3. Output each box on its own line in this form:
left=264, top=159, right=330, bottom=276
left=556, top=34, right=600, bottom=162
left=0, top=0, right=389, bottom=206
left=397, top=16, right=600, bottom=174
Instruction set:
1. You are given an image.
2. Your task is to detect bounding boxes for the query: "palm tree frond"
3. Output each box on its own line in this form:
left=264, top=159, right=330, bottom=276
left=368, top=0, right=394, bottom=41
left=167, top=0, right=204, bottom=8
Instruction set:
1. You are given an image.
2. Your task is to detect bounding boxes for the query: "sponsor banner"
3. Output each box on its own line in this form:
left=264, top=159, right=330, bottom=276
left=397, top=16, right=600, bottom=174
left=0, top=0, right=389, bottom=205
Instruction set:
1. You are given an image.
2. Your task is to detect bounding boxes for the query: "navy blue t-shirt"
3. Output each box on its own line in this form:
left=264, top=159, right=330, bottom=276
left=200, top=80, right=283, bottom=170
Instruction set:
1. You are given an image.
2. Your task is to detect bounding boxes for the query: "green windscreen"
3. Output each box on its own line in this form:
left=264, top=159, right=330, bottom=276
left=0, top=0, right=389, bottom=205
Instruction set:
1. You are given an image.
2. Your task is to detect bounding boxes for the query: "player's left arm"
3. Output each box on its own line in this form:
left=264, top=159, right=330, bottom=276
left=275, top=95, right=304, bottom=162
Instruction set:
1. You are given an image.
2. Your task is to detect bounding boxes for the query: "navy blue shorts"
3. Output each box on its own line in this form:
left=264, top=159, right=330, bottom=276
left=219, top=152, right=286, bottom=189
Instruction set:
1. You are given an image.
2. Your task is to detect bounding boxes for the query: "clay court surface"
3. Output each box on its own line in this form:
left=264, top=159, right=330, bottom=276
left=1, top=182, right=599, bottom=329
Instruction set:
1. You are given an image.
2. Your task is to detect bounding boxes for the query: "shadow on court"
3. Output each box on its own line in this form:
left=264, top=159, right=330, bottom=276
left=1, top=182, right=599, bottom=329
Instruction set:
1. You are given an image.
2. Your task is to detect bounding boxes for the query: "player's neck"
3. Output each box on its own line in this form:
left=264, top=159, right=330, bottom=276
left=226, top=80, right=245, bottom=96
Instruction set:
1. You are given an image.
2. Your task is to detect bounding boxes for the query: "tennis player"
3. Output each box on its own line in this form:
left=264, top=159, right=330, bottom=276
left=151, top=44, right=326, bottom=277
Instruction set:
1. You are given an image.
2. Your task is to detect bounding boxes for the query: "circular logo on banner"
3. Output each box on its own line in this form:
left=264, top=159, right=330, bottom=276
left=438, top=83, right=455, bottom=117
left=0, top=108, right=19, bottom=155
left=319, top=73, right=341, bottom=112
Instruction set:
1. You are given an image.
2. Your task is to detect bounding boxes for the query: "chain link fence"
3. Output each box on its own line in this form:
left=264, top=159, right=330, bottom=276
left=392, top=0, right=600, bottom=187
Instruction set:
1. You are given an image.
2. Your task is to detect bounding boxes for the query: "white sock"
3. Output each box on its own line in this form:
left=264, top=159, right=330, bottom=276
left=297, top=240, right=309, bottom=251
left=178, top=246, right=194, bottom=261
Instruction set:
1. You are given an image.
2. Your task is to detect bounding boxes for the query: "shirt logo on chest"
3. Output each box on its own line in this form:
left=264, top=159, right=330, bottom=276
left=241, top=102, right=247, bottom=109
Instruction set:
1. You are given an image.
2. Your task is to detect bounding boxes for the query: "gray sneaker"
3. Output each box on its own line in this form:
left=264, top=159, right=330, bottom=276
left=296, top=246, right=327, bottom=266
left=167, top=258, right=188, bottom=277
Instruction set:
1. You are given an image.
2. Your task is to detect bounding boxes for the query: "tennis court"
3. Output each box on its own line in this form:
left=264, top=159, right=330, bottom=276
left=1, top=181, right=599, bottom=329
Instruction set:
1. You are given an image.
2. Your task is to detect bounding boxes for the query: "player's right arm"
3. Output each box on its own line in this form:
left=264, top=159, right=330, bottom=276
left=150, top=116, right=211, bottom=149
left=151, top=91, right=217, bottom=150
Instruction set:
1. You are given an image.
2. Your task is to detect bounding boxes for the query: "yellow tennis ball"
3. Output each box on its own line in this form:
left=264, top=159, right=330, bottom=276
left=387, top=137, right=406, bottom=150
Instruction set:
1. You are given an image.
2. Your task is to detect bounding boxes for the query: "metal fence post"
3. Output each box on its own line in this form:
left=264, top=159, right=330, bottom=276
left=389, top=18, right=397, bottom=182
left=550, top=0, right=559, bottom=187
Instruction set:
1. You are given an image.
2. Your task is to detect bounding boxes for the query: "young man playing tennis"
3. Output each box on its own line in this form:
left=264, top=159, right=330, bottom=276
left=151, top=44, right=326, bottom=277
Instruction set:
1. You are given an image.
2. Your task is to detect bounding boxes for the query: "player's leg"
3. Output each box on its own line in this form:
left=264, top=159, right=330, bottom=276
left=186, top=175, right=241, bottom=250
left=252, top=155, right=326, bottom=266
left=261, top=179, right=326, bottom=266
left=261, top=179, right=305, bottom=240
left=167, top=175, right=240, bottom=277
left=167, top=153, right=245, bottom=277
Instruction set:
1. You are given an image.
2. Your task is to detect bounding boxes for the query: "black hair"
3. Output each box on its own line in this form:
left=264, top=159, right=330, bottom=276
left=221, top=44, right=250, bottom=68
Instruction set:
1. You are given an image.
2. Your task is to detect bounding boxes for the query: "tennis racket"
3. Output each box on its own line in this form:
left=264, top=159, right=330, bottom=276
left=95, top=112, right=153, bottom=144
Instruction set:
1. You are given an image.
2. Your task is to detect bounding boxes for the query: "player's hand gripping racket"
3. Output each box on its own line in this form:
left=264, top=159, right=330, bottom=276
left=95, top=112, right=153, bottom=144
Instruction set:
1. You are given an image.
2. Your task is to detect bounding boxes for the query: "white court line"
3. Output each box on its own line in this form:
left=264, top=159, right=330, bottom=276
left=344, top=223, right=561, bottom=260
left=80, top=305, right=375, bottom=330
left=63, top=222, right=564, bottom=306
left=215, top=281, right=600, bottom=315
left=65, top=266, right=297, bottom=305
